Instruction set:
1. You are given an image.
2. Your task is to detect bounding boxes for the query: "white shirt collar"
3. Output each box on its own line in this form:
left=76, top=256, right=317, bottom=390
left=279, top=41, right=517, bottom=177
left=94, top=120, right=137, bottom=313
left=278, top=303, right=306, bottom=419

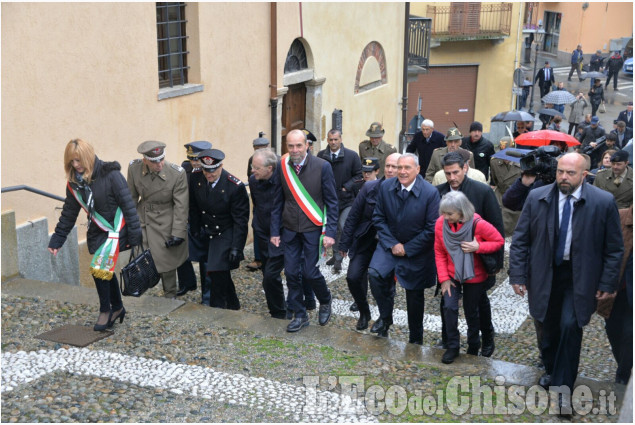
left=401, top=180, right=416, bottom=192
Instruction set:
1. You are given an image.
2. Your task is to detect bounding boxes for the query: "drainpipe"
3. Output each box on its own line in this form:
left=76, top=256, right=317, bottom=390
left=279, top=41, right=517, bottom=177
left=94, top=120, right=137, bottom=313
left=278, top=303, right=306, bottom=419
left=512, top=2, right=523, bottom=110
left=270, top=2, right=278, bottom=152
left=399, top=2, right=410, bottom=153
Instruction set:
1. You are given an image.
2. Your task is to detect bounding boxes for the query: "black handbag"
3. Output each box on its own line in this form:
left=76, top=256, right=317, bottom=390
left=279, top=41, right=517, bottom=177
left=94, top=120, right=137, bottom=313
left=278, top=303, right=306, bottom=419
left=120, top=246, right=161, bottom=297
left=472, top=218, right=504, bottom=275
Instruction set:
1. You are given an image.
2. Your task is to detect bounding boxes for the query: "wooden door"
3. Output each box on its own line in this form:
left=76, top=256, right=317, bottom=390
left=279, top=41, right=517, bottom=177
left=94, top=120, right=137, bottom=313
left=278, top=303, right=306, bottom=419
left=281, top=83, right=307, bottom=154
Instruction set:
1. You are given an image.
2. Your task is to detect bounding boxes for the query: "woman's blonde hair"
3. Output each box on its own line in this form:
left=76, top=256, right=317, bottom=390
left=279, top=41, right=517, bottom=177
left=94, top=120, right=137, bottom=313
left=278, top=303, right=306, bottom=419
left=64, top=139, right=96, bottom=183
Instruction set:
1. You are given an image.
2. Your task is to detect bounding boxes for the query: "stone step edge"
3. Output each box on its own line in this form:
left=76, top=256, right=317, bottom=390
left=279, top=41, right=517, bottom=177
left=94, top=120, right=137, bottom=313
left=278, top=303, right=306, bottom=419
left=1, top=277, right=613, bottom=392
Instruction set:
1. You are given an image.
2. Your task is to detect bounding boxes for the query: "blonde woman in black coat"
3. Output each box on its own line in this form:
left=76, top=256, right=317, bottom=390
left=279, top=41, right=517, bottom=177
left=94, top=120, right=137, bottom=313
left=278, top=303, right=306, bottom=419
left=48, top=139, right=142, bottom=331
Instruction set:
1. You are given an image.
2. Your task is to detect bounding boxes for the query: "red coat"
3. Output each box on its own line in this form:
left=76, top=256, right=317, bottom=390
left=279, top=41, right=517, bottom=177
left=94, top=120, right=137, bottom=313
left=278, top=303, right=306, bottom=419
left=434, top=213, right=504, bottom=284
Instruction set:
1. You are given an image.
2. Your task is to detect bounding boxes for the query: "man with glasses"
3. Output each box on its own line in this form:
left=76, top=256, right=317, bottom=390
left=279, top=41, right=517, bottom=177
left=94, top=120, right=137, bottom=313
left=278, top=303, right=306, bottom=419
left=189, top=148, right=249, bottom=309
left=127, top=140, right=189, bottom=299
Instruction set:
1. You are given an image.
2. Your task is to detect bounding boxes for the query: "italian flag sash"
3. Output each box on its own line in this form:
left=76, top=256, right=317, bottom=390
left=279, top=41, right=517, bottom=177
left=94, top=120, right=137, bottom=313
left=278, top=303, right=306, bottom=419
left=68, top=182, right=125, bottom=280
left=281, top=154, right=328, bottom=259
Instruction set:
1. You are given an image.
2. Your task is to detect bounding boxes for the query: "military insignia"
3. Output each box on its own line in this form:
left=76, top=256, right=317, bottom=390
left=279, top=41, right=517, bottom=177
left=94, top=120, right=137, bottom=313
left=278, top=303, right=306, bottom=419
left=152, top=148, right=162, bottom=155
left=227, top=174, right=242, bottom=185
left=365, top=159, right=373, bottom=166
left=129, top=158, right=142, bottom=165
left=449, top=129, right=458, bottom=137
left=187, top=146, right=194, bottom=155
left=371, top=124, right=381, bottom=132
left=169, top=163, right=184, bottom=172
left=201, top=156, right=215, bottom=166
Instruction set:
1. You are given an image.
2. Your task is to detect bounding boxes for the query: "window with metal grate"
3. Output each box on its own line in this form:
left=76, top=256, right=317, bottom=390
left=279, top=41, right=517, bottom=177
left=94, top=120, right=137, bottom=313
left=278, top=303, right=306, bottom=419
left=156, top=2, right=189, bottom=88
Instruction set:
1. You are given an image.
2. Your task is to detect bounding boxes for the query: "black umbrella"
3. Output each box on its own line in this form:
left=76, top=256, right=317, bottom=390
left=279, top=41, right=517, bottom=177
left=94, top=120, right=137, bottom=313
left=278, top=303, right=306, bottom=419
left=537, top=108, right=566, bottom=118
left=491, top=110, right=535, bottom=122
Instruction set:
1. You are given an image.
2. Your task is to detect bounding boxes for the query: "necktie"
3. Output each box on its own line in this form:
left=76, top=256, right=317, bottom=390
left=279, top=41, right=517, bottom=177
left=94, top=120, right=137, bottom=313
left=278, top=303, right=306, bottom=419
left=399, top=188, right=408, bottom=201
left=332, top=153, right=337, bottom=162
left=294, top=164, right=302, bottom=175
left=614, top=175, right=623, bottom=186
left=555, top=195, right=572, bottom=266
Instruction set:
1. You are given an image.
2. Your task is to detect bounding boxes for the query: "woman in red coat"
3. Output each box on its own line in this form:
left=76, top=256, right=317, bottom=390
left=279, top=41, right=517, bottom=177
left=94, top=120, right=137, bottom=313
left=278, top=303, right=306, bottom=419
left=434, top=191, right=504, bottom=364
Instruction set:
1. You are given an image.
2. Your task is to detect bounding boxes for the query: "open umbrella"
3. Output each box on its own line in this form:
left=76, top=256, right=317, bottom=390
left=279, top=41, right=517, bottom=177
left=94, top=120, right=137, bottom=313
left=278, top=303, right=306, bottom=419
left=537, top=108, right=566, bottom=118
left=541, top=91, right=577, bottom=105
left=491, top=110, right=535, bottom=122
left=515, top=130, right=580, bottom=147
left=583, top=71, right=606, bottom=79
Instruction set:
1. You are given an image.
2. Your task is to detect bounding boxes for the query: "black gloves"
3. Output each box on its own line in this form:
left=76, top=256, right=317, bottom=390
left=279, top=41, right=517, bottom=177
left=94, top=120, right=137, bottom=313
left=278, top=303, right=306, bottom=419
left=165, top=236, right=185, bottom=248
left=228, top=248, right=243, bottom=265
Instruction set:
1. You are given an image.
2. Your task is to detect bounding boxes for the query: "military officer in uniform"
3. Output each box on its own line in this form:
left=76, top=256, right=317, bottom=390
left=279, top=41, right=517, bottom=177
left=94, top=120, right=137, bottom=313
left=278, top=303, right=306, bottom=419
left=594, top=150, right=633, bottom=209
left=189, top=149, right=249, bottom=309
left=127, top=141, right=189, bottom=298
left=176, top=141, right=212, bottom=299
left=359, top=122, right=397, bottom=179
left=425, top=128, right=475, bottom=183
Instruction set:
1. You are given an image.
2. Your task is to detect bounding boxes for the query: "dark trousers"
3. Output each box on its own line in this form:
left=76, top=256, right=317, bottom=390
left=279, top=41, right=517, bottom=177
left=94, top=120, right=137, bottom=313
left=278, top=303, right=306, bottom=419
left=567, top=123, right=579, bottom=135
left=541, top=262, right=583, bottom=391
left=256, top=236, right=286, bottom=319
left=405, top=288, right=425, bottom=344
left=439, top=282, right=494, bottom=346
left=282, top=228, right=331, bottom=319
left=208, top=270, right=240, bottom=310
left=604, top=287, right=633, bottom=383
left=94, top=275, right=123, bottom=313
left=606, top=70, right=620, bottom=89
left=346, top=245, right=376, bottom=316
left=442, top=280, right=485, bottom=349
left=177, top=260, right=204, bottom=291
left=368, top=268, right=396, bottom=322
left=591, top=102, right=601, bottom=116
left=568, top=63, right=582, bottom=80
left=539, top=84, right=551, bottom=99
left=333, top=206, right=351, bottom=262
left=253, top=235, right=262, bottom=262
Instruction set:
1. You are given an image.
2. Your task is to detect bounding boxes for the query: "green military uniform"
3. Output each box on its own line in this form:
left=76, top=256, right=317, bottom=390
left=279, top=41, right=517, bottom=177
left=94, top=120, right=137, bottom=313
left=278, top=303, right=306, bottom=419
left=127, top=141, right=189, bottom=298
left=425, top=147, right=475, bottom=183
left=358, top=122, right=396, bottom=179
left=593, top=167, right=633, bottom=209
left=489, top=157, right=522, bottom=236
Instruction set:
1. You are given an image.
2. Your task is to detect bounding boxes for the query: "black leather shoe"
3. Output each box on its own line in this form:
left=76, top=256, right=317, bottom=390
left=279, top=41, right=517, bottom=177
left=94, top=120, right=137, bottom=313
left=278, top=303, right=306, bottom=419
left=442, top=348, right=459, bottom=364
left=538, top=373, right=551, bottom=389
left=376, top=322, right=391, bottom=338
left=481, top=333, right=495, bottom=357
left=318, top=301, right=332, bottom=326
left=333, top=260, right=342, bottom=273
left=356, top=312, right=370, bottom=331
left=176, top=287, right=195, bottom=296
left=349, top=302, right=358, bottom=312
left=370, top=318, right=385, bottom=333
left=286, top=316, right=309, bottom=333
left=467, top=344, right=480, bottom=356
left=326, top=256, right=335, bottom=266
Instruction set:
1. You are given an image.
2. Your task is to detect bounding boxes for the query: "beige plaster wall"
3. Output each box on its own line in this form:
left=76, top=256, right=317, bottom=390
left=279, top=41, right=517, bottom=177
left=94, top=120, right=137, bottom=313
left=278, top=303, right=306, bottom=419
left=410, top=2, right=523, bottom=133
left=534, top=2, right=633, bottom=54
left=301, top=2, right=406, bottom=148
left=1, top=2, right=274, bottom=234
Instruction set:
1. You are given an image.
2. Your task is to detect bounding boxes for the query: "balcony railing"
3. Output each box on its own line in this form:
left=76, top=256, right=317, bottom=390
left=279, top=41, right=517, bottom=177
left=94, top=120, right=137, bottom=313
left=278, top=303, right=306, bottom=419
left=427, top=3, right=512, bottom=40
left=408, top=17, right=432, bottom=68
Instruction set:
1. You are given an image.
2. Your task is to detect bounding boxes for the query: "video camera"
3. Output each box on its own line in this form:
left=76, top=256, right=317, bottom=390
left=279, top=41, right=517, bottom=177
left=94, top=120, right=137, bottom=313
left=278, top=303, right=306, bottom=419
left=581, top=135, right=607, bottom=155
left=519, top=145, right=561, bottom=184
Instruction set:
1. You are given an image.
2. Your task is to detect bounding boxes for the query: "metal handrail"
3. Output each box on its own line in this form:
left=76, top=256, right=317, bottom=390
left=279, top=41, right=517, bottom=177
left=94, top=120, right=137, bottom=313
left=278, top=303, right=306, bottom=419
left=1, top=185, right=65, bottom=202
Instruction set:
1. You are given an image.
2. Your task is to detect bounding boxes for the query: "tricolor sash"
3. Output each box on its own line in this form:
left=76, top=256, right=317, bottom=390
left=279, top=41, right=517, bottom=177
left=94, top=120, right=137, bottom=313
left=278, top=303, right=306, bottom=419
left=68, top=182, right=126, bottom=280
left=281, top=154, right=328, bottom=259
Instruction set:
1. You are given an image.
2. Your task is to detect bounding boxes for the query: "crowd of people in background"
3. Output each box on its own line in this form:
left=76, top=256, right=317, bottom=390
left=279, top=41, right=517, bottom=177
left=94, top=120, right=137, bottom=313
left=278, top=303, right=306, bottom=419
left=48, top=80, right=632, bottom=416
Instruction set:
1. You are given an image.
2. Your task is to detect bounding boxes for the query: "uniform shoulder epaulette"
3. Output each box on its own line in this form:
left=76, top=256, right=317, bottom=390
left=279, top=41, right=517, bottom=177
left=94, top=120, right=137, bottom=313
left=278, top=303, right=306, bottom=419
left=432, top=146, right=445, bottom=152
left=227, top=173, right=243, bottom=185
left=169, top=162, right=184, bottom=173
left=596, top=168, right=610, bottom=174
left=129, top=158, right=142, bottom=166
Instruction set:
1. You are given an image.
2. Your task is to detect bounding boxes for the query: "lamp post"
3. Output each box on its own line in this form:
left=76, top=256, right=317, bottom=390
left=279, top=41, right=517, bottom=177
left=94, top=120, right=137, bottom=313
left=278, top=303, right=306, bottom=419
left=528, top=26, right=545, bottom=115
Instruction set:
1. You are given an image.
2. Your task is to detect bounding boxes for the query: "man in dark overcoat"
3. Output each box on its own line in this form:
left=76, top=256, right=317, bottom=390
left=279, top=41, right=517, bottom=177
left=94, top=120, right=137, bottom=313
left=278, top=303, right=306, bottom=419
left=509, top=153, right=623, bottom=416
left=176, top=140, right=212, bottom=299
left=189, top=149, right=249, bottom=309
left=406, top=118, right=446, bottom=176
left=436, top=151, right=505, bottom=357
left=368, top=153, right=440, bottom=344
left=270, top=129, right=339, bottom=333
left=534, top=61, right=555, bottom=98
left=317, top=129, right=363, bottom=272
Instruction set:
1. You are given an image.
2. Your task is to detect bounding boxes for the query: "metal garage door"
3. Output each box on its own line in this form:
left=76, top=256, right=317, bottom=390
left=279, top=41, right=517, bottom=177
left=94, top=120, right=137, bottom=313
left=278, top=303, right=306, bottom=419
left=407, top=65, right=478, bottom=135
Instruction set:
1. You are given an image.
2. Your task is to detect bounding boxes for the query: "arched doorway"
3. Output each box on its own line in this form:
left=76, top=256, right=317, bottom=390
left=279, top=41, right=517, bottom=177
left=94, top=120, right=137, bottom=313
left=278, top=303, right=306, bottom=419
left=278, top=38, right=325, bottom=154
